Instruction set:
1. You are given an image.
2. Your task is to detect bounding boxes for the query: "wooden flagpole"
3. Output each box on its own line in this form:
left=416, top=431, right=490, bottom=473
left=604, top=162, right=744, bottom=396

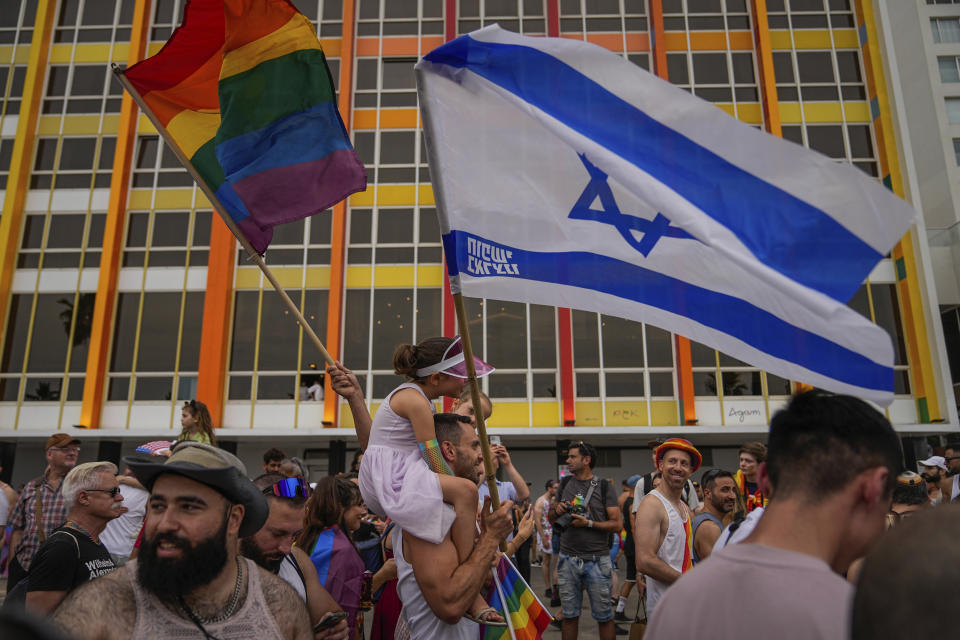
left=452, top=292, right=502, bottom=512
left=113, top=65, right=334, bottom=367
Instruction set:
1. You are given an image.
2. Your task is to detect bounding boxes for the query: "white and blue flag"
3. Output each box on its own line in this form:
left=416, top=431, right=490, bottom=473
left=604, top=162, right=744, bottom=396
left=415, top=26, right=915, bottom=406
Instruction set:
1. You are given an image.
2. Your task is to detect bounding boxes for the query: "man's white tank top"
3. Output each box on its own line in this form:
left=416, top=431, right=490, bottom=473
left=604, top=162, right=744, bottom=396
left=645, top=489, right=689, bottom=615
left=393, top=528, right=479, bottom=640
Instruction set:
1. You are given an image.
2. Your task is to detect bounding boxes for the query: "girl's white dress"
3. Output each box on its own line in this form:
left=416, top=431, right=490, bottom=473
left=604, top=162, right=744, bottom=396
left=358, top=382, right=455, bottom=544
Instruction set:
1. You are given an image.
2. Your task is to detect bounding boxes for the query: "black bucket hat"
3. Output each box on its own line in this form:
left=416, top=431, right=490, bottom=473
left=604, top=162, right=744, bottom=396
left=124, top=441, right=268, bottom=537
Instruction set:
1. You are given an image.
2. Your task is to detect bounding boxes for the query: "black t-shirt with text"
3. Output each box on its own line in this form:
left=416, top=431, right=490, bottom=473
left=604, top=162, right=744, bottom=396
left=556, top=475, right=618, bottom=556
left=28, top=526, right=116, bottom=593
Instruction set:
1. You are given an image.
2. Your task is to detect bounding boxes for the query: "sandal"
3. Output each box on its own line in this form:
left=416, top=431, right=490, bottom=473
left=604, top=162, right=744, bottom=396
left=465, top=607, right=508, bottom=627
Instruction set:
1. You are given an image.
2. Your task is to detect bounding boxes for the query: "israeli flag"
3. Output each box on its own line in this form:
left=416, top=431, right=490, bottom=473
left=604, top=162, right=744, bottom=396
left=416, top=26, right=915, bottom=406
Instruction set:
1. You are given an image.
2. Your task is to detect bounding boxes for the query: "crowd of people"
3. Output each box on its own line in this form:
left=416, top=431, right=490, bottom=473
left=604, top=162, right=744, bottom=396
left=0, top=338, right=956, bottom=639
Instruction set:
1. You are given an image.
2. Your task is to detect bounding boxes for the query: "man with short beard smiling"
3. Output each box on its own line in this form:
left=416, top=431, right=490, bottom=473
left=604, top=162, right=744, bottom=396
left=51, top=442, right=312, bottom=640
left=241, top=474, right=350, bottom=640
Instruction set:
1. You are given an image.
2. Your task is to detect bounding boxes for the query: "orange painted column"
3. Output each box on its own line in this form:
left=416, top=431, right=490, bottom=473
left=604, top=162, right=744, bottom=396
left=322, top=0, right=358, bottom=427
left=196, top=218, right=236, bottom=428
left=78, top=0, right=153, bottom=428
left=0, top=0, right=58, bottom=375
left=648, top=0, right=696, bottom=425
left=749, top=0, right=782, bottom=137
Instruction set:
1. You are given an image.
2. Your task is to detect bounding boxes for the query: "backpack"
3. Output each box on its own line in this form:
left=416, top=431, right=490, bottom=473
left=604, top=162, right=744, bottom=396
left=2, top=530, right=80, bottom=611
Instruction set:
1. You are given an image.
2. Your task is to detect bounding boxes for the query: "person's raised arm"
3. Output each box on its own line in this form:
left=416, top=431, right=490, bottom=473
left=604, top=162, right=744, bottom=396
left=494, top=445, right=529, bottom=503
left=328, top=362, right=372, bottom=450
left=403, top=498, right=514, bottom=625
left=634, top=496, right=681, bottom=585
left=533, top=497, right=546, bottom=541
left=505, top=506, right=534, bottom=557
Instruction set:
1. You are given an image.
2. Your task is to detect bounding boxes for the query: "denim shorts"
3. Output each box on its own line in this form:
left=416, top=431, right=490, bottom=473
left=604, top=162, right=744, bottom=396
left=556, top=552, right=614, bottom=622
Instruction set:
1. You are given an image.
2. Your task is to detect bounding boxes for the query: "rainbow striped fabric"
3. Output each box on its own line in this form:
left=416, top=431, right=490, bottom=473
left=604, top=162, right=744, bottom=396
left=122, top=0, right=365, bottom=253
left=484, top=555, right=552, bottom=640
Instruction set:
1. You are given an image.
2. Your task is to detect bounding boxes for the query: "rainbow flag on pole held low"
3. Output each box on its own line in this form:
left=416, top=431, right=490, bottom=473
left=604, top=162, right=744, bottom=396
left=483, top=555, right=552, bottom=640
left=119, top=0, right=365, bottom=254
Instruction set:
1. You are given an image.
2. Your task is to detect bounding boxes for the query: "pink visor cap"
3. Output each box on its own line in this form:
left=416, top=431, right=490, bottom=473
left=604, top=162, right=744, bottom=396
left=415, top=336, right=495, bottom=379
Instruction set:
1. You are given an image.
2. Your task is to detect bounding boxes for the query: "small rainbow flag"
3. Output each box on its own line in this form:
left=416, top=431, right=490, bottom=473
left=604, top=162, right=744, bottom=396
left=120, top=0, right=365, bottom=254
left=482, top=555, right=552, bottom=640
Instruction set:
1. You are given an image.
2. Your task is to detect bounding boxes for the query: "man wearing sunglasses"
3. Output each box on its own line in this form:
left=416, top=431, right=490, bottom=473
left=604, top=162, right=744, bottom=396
left=23, top=462, right=122, bottom=613
left=242, top=474, right=350, bottom=640
left=941, top=442, right=960, bottom=502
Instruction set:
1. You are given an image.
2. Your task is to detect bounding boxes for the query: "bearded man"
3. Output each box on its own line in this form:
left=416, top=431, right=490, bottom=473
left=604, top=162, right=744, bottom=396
left=51, top=442, right=312, bottom=640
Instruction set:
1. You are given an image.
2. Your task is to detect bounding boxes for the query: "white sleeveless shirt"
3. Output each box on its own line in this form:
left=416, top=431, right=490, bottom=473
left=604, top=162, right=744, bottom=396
left=393, top=528, right=479, bottom=640
left=277, top=553, right=307, bottom=602
left=644, top=489, right=690, bottom=615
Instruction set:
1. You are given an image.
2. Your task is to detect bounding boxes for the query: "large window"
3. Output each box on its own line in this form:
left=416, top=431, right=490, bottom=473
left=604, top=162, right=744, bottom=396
left=573, top=311, right=674, bottom=401
left=939, top=56, right=960, bottom=83
left=766, top=0, right=855, bottom=30
left=108, top=291, right=204, bottom=402
left=1, top=292, right=96, bottom=403
left=932, top=17, right=960, bottom=44
left=947, top=97, right=960, bottom=124
left=54, top=0, right=135, bottom=43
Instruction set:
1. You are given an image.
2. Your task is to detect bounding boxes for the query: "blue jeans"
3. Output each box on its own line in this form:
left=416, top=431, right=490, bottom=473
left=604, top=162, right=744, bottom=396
left=556, top=552, right=614, bottom=622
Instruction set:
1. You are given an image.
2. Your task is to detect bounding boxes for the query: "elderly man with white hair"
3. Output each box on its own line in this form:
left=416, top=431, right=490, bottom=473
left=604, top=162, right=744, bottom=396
left=24, top=461, right=124, bottom=613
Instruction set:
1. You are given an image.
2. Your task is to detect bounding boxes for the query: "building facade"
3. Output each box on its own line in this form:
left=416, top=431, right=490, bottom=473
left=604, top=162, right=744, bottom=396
left=0, top=0, right=956, bottom=485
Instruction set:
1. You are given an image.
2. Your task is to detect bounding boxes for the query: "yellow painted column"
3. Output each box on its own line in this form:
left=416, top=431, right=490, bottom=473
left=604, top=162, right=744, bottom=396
left=79, top=0, right=153, bottom=428
left=0, top=0, right=57, bottom=364
left=855, top=0, right=941, bottom=422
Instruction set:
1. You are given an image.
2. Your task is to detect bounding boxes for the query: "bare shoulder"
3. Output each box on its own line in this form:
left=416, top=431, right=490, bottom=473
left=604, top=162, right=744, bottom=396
left=52, top=565, right=137, bottom=639
left=636, top=492, right=666, bottom=520
left=257, top=565, right=312, bottom=639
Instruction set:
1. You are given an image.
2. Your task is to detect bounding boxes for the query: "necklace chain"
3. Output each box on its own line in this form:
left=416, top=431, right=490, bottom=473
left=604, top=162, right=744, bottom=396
left=181, top=556, right=244, bottom=625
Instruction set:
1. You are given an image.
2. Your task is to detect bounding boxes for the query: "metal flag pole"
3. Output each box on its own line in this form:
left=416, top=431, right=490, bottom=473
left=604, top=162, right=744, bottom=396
left=452, top=292, right=502, bottom=512
left=113, top=65, right=334, bottom=366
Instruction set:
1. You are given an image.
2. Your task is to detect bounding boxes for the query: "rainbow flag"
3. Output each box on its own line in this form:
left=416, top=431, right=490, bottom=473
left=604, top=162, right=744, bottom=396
left=120, top=0, right=365, bottom=254
left=681, top=512, right=693, bottom=572
left=483, top=555, right=552, bottom=640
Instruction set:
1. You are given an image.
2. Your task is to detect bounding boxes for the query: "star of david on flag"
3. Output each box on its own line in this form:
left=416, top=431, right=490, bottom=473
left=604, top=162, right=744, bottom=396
left=417, top=26, right=916, bottom=405
left=569, top=154, right=695, bottom=257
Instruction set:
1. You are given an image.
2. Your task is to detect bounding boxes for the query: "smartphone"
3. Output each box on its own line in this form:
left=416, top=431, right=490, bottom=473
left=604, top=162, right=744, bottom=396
left=489, top=435, right=502, bottom=446
left=313, top=611, right=348, bottom=632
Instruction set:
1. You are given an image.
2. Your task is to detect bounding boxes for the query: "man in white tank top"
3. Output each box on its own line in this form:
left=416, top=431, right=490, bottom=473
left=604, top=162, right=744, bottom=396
left=49, top=442, right=313, bottom=640
left=634, top=438, right=702, bottom=615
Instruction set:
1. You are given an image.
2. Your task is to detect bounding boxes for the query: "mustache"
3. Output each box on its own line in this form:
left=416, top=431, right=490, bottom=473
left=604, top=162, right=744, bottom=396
left=151, top=533, right=191, bottom=550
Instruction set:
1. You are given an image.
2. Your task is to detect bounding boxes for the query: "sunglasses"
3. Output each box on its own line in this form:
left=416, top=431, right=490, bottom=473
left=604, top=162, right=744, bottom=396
left=87, top=486, right=122, bottom=498
left=264, top=477, right=310, bottom=499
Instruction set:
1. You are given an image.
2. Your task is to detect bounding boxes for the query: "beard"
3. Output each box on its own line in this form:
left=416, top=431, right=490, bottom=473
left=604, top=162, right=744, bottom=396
left=239, top=537, right=284, bottom=573
left=137, top=514, right=231, bottom=601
